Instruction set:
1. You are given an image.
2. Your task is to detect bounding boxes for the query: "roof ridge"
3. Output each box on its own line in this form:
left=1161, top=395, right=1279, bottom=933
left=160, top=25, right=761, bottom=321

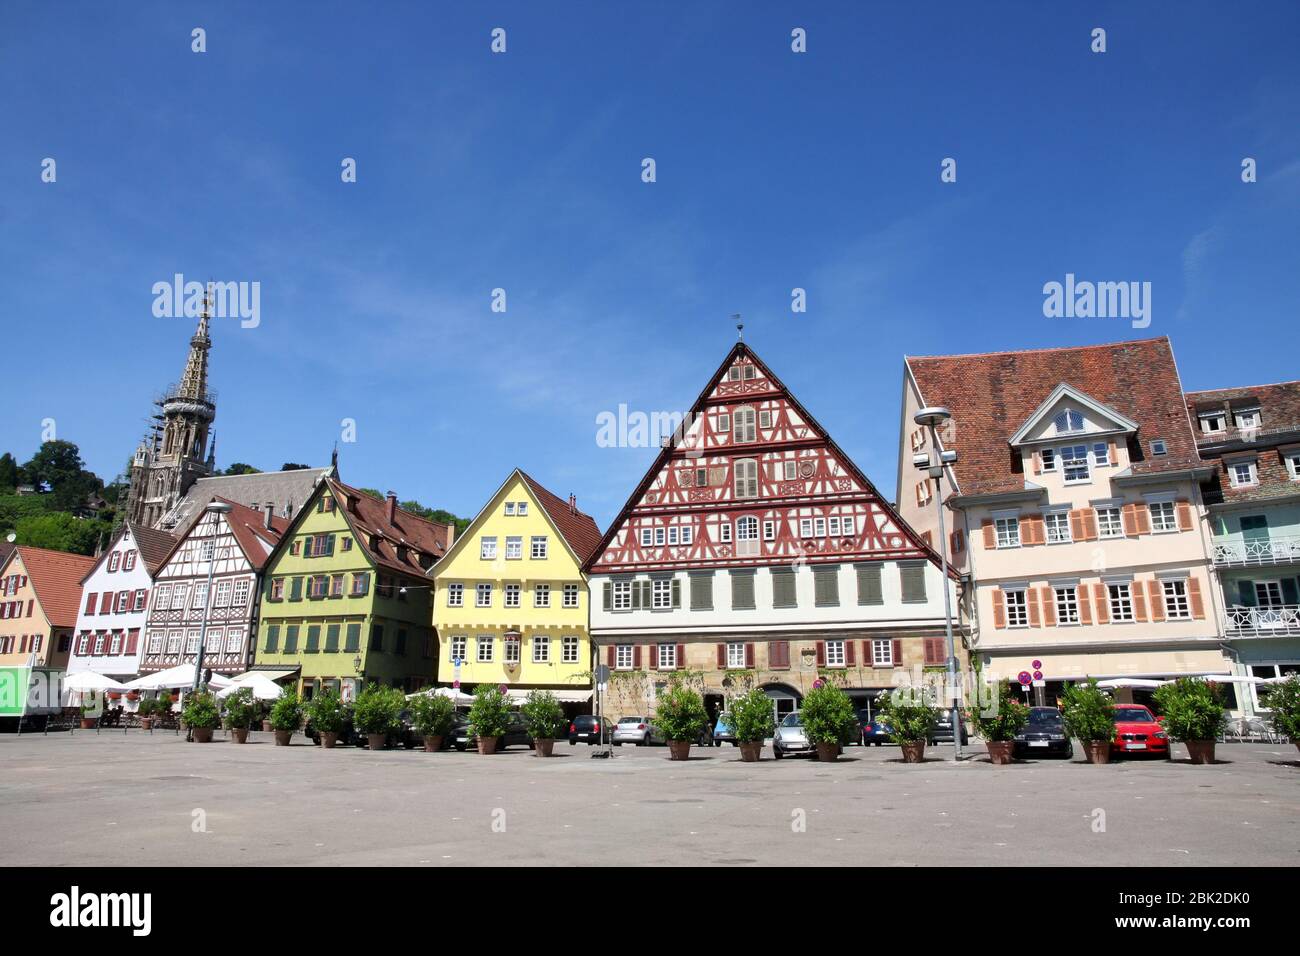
left=1186, top=380, right=1300, bottom=396
left=907, top=335, right=1169, bottom=363
left=194, top=466, right=330, bottom=482
left=329, top=477, right=452, bottom=534
left=16, top=544, right=96, bottom=562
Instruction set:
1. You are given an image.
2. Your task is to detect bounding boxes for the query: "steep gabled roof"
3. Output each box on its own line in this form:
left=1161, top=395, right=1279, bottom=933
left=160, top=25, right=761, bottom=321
left=160, top=466, right=332, bottom=533
left=9, top=546, right=96, bottom=628
left=519, top=472, right=603, bottom=565
left=1186, top=380, right=1300, bottom=506
left=327, top=478, right=454, bottom=577
left=130, top=523, right=181, bottom=576
left=906, top=336, right=1203, bottom=497
left=584, top=341, right=945, bottom=573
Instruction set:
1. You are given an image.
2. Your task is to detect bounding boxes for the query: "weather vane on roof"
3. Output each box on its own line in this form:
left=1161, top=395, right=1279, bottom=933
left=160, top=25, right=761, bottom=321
left=733, top=313, right=743, bottom=341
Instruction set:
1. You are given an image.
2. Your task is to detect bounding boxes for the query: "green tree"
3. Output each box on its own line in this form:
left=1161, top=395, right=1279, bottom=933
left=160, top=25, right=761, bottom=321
left=21, top=441, right=101, bottom=511
left=280, top=462, right=311, bottom=471
left=15, top=512, right=107, bottom=555
left=0, top=453, right=19, bottom=490
left=220, top=462, right=261, bottom=476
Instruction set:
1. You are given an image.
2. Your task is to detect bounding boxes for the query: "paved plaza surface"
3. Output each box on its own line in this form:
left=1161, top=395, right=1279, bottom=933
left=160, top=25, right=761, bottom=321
left=1, top=731, right=1296, bottom=866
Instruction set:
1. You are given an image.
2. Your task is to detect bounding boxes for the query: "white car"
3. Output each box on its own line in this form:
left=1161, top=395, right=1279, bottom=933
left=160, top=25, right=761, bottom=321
left=773, top=712, right=814, bottom=758
left=612, top=715, right=663, bottom=746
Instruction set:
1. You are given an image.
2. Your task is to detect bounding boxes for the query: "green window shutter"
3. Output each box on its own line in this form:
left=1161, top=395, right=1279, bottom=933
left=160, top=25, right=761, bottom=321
left=813, top=566, right=840, bottom=607
left=671, top=578, right=681, bottom=609
left=632, top=581, right=642, bottom=609
left=325, top=624, right=340, bottom=652
left=344, top=623, right=361, bottom=653
left=305, top=625, right=320, bottom=652
left=731, top=571, right=755, bottom=610
left=900, top=564, right=927, bottom=603
left=602, top=581, right=612, bottom=611
left=290, top=577, right=303, bottom=601
left=264, top=624, right=279, bottom=653
left=690, top=574, right=713, bottom=611
left=772, top=568, right=797, bottom=608
left=370, top=625, right=384, bottom=652
left=396, top=629, right=408, bottom=656
left=326, top=535, right=336, bottom=556
left=857, top=564, right=883, bottom=605
left=1236, top=581, right=1255, bottom=606
left=284, top=625, right=299, bottom=653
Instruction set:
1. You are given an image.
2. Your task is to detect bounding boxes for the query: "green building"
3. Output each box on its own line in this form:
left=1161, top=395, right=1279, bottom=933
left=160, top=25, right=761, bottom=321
left=254, top=476, right=454, bottom=699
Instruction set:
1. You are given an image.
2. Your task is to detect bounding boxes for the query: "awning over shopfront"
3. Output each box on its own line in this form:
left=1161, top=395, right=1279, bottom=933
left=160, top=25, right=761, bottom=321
left=230, top=669, right=297, bottom=684
left=505, top=688, right=593, bottom=704
left=981, top=646, right=1230, bottom=683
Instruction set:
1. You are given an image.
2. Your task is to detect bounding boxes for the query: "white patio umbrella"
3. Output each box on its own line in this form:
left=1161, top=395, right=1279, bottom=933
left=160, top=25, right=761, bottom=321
left=1196, top=674, right=1268, bottom=685
left=1095, top=678, right=1167, bottom=690
left=407, top=686, right=474, bottom=705
left=216, top=673, right=283, bottom=701
left=123, top=663, right=234, bottom=691
left=63, top=671, right=127, bottom=692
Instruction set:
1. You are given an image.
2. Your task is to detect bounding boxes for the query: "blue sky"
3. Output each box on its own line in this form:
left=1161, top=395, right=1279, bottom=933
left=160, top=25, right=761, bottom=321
left=2, top=1, right=1297, bottom=528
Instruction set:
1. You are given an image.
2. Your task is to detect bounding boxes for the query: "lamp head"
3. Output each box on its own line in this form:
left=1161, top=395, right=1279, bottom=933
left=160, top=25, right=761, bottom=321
left=911, top=453, right=930, bottom=469
left=914, top=406, right=952, bottom=429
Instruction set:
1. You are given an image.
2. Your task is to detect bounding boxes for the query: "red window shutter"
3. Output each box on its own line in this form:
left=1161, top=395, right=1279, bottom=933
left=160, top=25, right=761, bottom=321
left=1078, top=585, right=1092, bottom=624
left=126, top=629, right=139, bottom=655
left=1147, top=580, right=1165, bottom=622
left=768, top=641, right=788, bottom=669
left=85, top=592, right=97, bottom=614
left=1028, top=588, right=1041, bottom=627
left=1176, top=500, right=1194, bottom=532
left=1136, top=506, right=1151, bottom=535
left=99, top=592, right=112, bottom=614
left=1108, top=439, right=1119, bottom=464
left=1069, top=510, right=1084, bottom=541
left=633, top=645, right=642, bottom=668
left=1083, top=509, right=1099, bottom=540
left=982, top=520, right=995, bottom=549
left=1040, top=586, right=1056, bottom=626
left=844, top=641, right=855, bottom=666
left=1032, top=450, right=1042, bottom=475
left=815, top=641, right=826, bottom=666
left=1093, top=583, right=1110, bottom=624
left=745, top=643, right=755, bottom=667
left=606, top=645, right=615, bottom=667
left=648, top=644, right=658, bottom=670
left=992, top=589, right=1006, bottom=628
left=676, top=643, right=686, bottom=669
left=1132, top=583, right=1148, bottom=622
left=1187, top=578, right=1205, bottom=619
left=716, top=643, right=726, bottom=667
left=1122, top=504, right=1140, bottom=537
left=26, top=599, right=33, bottom=617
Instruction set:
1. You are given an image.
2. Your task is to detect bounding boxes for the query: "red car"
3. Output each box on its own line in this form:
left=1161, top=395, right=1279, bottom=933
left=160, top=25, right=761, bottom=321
left=1110, top=704, right=1171, bottom=758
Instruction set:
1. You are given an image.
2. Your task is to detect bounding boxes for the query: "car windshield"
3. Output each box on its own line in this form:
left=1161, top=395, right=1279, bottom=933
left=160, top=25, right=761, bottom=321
left=618, top=717, right=642, bottom=725
left=780, top=713, right=802, bottom=728
left=1113, top=707, right=1154, bottom=722
left=1027, top=709, right=1063, bottom=727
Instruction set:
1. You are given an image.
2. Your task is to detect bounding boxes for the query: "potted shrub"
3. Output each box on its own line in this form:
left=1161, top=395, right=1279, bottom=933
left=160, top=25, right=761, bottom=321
left=1263, top=673, right=1300, bottom=753
left=1060, top=679, right=1116, bottom=764
left=521, top=690, right=565, bottom=757
left=802, top=682, right=860, bottom=762
left=354, top=683, right=405, bottom=751
left=468, top=685, right=511, bottom=754
left=877, top=687, right=937, bottom=763
left=654, top=681, right=710, bottom=761
left=728, top=687, right=776, bottom=762
left=182, top=690, right=221, bottom=743
left=409, top=692, right=456, bottom=752
left=78, top=700, right=99, bottom=730
left=269, top=689, right=303, bottom=746
left=306, top=689, right=348, bottom=748
left=136, top=696, right=155, bottom=731
left=966, top=679, right=1029, bottom=765
left=1154, top=677, right=1227, bottom=765
left=223, top=688, right=258, bottom=744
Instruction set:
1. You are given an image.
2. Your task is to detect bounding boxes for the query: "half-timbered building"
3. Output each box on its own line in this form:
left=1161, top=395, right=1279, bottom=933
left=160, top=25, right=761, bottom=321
left=585, top=341, right=959, bottom=724
left=140, top=498, right=287, bottom=676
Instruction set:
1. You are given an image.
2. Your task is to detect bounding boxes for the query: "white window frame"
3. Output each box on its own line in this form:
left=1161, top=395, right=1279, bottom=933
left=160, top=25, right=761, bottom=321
left=763, top=519, right=776, bottom=541
left=1199, top=412, right=1225, bottom=433
left=995, top=515, right=1021, bottom=549
left=1044, top=511, right=1072, bottom=544
left=476, top=583, right=492, bottom=607
left=213, top=579, right=233, bottom=607
left=562, top=636, right=580, bottom=663
left=1234, top=409, right=1260, bottom=430
left=612, top=580, right=632, bottom=611
left=504, top=584, right=521, bottom=608
left=517, top=502, right=528, bottom=516
left=871, top=639, right=893, bottom=667
left=232, top=578, right=251, bottom=607
left=532, top=635, right=549, bottom=663
left=1229, top=460, right=1258, bottom=488
left=503, top=636, right=521, bottom=664
left=1096, top=506, right=1123, bottom=538
left=1148, top=499, right=1178, bottom=533
left=615, top=644, right=634, bottom=670
left=651, top=578, right=673, bottom=609
left=531, top=536, right=548, bottom=560
left=1054, top=585, right=1079, bottom=625
left=1285, top=451, right=1300, bottom=481
left=657, top=642, right=677, bottom=669
left=1162, top=579, right=1191, bottom=619
left=824, top=639, right=846, bottom=668
left=480, top=536, right=497, bottom=560
left=450, top=635, right=467, bottom=662
left=504, top=502, right=515, bottom=516
left=1061, top=444, right=1091, bottom=484
left=734, top=458, right=758, bottom=499
left=476, top=635, right=494, bottom=663
left=505, top=536, right=522, bottom=560
left=1108, top=582, right=1134, bottom=622
left=726, top=642, right=746, bottom=669
left=563, top=583, right=579, bottom=608
left=534, top=583, right=551, bottom=608
left=1004, top=588, right=1028, bottom=627
left=447, top=583, right=464, bottom=607
left=799, top=518, right=813, bottom=537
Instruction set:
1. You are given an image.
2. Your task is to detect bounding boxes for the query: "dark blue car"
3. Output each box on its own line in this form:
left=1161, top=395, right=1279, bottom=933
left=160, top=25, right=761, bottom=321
left=860, top=709, right=892, bottom=746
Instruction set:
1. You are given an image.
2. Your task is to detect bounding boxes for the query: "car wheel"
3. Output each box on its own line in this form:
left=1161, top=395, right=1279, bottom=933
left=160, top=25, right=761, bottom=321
left=569, top=740, right=575, bottom=746
left=773, top=747, right=783, bottom=759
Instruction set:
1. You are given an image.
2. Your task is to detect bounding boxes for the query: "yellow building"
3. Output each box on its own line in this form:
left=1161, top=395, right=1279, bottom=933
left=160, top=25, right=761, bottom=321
left=430, top=470, right=602, bottom=713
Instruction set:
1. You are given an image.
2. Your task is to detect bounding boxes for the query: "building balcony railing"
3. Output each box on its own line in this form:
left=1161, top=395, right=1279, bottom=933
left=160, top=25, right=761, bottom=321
left=1224, top=605, right=1300, bottom=638
left=1213, top=535, right=1300, bottom=568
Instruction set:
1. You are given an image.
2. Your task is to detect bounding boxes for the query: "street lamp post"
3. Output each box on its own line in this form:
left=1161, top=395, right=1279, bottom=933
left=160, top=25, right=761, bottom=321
left=192, top=501, right=233, bottom=693
left=912, top=407, right=963, bottom=761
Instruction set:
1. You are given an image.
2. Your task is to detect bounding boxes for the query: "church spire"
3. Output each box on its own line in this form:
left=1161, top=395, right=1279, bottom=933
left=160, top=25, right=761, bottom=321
left=177, top=286, right=213, bottom=401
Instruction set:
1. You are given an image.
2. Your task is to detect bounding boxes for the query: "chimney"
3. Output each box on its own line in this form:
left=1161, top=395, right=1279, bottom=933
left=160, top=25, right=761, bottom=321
left=386, top=490, right=397, bottom=525
left=264, top=502, right=274, bottom=530
left=446, top=523, right=456, bottom=549
left=568, top=493, right=577, bottom=515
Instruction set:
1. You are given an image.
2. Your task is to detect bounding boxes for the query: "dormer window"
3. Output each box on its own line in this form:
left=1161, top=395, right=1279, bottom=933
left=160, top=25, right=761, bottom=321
left=1234, top=408, right=1261, bottom=430
left=1061, top=444, right=1090, bottom=483
left=1053, top=409, right=1085, bottom=434
left=1199, top=412, right=1226, bottom=434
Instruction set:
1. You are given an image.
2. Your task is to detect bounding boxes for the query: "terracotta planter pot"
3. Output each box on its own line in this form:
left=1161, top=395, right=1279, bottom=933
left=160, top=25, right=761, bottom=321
left=274, top=730, right=293, bottom=746
left=79, top=718, right=97, bottom=729
left=667, top=740, right=691, bottom=761
left=738, top=741, right=763, bottom=762
left=986, top=741, right=1015, bottom=765
left=535, top=738, right=555, bottom=757
left=320, top=732, right=338, bottom=749
left=262, top=720, right=274, bottom=732
left=900, top=741, right=926, bottom=763
left=139, top=718, right=153, bottom=731
left=424, top=735, right=444, bottom=753
left=477, top=736, right=500, bottom=755
left=367, top=733, right=388, bottom=751
left=1083, top=741, right=1111, bottom=764
left=1185, top=740, right=1216, bottom=765
left=815, top=742, right=839, bottom=762
left=192, top=727, right=214, bottom=743
left=232, top=727, right=249, bottom=744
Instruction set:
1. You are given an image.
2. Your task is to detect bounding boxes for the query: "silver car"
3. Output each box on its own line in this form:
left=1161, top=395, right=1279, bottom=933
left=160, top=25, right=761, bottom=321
left=612, top=715, right=663, bottom=746
left=773, top=712, right=814, bottom=758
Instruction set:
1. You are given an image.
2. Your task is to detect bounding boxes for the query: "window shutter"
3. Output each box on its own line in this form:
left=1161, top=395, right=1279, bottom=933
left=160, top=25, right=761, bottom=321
left=633, top=645, right=642, bottom=668
left=769, top=640, right=789, bottom=669
left=1069, top=510, right=1084, bottom=540
left=632, top=582, right=643, bottom=609
left=1136, top=506, right=1152, bottom=535
left=1019, top=516, right=1034, bottom=545
left=1084, top=508, right=1099, bottom=540
left=815, top=641, right=826, bottom=665
left=99, top=592, right=112, bottom=614
left=326, top=534, right=336, bottom=556
left=85, top=592, right=96, bottom=614
left=671, top=578, right=681, bottom=609
left=1176, top=500, right=1194, bottom=532
left=1028, top=588, right=1041, bottom=627
left=1187, top=578, right=1205, bottom=619
left=1132, top=583, right=1148, bottom=621
left=949, top=529, right=964, bottom=555
left=1149, top=580, right=1170, bottom=624
left=716, top=643, right=726, bottom=667
left=1078, top=585, right=1092, bottom=624
left=1122, top=504, right=1139, bottom=537
left=992, top=589, right=1006, bottom=628
left=1093, top=583, right=1110, bottom=624
left=1032, top=450, right=1042, bottom=475
left=1040, top=586, right=1056, bottom=626
left=900, top=565, right=926, bottom=603
left=982, top=520, right=995, bottom=549
left=676, top=643, right=686, bottom=669
left=857, top=564, right=883, bottom=605
left=641, top=581, right=652, bottom=607
left=892, top=639, right=902, bottom=666
left=126, top=629, right=139, bottom=654
left=649, top=644, right=658, bottom=670
left=603, top=582, right=611, bottom=611
left=1108, top=439, right=1118, bottom=464
left=843, top=641, right=855, bottom=666
left=741, top=642, right=753, bottom=667
left=606, top=645, right=615, bottom=667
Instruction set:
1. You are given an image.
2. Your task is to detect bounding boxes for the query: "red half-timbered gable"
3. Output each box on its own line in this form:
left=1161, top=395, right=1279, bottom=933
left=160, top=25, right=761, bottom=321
left=588, top=344, right=936, bottom=574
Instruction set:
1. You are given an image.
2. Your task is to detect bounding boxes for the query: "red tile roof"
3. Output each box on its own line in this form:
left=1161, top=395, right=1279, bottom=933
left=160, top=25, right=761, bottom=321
left=907, top=337, right=1203, bottom=497
left=1186, top=380, right=1300, bottom=505
left=13, top=546, right=96, bottom=628
left=520, top=472, right=604, bottom=564
left=330, top=478, right=453, bottom=577
left=213, top=498, right=288, bottom=571
left=129, top=523, right=180, bottom=576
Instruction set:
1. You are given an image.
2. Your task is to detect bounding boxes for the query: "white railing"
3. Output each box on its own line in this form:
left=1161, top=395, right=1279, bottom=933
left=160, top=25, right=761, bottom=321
left=1213, top=535, right=1300, bottom=568
left=1224, top=604, right=1300, bottom=637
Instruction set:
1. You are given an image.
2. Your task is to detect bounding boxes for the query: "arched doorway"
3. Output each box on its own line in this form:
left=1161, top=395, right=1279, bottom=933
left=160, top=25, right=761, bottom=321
left=760, top=683, right=802, bottom=723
